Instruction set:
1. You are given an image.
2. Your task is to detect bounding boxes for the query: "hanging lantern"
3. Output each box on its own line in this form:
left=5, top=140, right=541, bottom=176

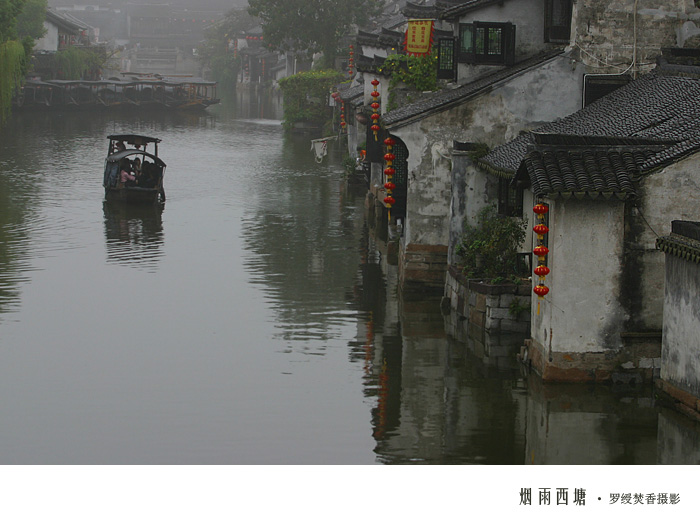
left=534, top=265, right=550, bottom=278
left=533, top=245, right=549, bottom=258
left=532, top=201, right=550, bottom=315
left=533, top=224, right=550, bottom=237
left=370, top=79, right=380, bottom=141
left=383, top=136, right=396, bottom=221
left=533, top=285, right=550, bottom=298
left=533, top=203, right=549, bottom=216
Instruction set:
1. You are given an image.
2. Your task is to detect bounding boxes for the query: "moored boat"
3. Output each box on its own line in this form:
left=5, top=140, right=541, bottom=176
left=103, top=134, right=167, bottom=204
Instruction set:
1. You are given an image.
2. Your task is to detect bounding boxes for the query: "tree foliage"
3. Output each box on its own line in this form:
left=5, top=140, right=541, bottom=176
left=16, top=0, right=46, bottom=42
left=278, top=68, right=343, bottom=129
left=248, top=0, right=382, bottom=68
left=197, top=8, right=257, bottom=87
left=456, top=206, right=527, bottom=282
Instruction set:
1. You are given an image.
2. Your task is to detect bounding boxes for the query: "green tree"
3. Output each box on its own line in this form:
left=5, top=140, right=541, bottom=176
left=197, top=8, right=257, bottom=87
left=0, top=0, right=28, bottom=125
left=16, top=0, right=46, bottom=42
left=278, top=68, right=343, bottom=129
left=248, top=0, right=382, bottom=68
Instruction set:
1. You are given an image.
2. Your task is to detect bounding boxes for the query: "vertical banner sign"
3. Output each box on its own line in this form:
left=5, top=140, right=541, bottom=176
left=404, top=19, right=435, bottom=56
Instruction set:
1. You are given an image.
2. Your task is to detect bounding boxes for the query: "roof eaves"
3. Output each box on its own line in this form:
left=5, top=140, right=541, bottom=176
left=383, top=49, right=564, bottom=130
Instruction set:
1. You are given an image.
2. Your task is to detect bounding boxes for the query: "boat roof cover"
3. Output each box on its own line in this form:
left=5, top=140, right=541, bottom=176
left=105, top=149, right=166, bottom=167
left=108, top=134, right=161, bottom=145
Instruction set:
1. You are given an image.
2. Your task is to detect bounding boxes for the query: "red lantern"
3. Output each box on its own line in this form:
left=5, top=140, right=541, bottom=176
left=533, top=203, right=549, bottom=215
left=371, top=124, right=381, bottom=132
left=533, top=285, right=550, bottom=297
left=371, top=90, right=380, bottom=98
left=384, top=196, right=396, bottom=205
left=384, top=137, right=395, bottom=146
left=384, top=167, right=395, bottom=176
left=371, top=79, right=379, bottom=87
left=341, top=122, right=346, bottom=128
left=384, top=153, right=395, bottom=162
left=371, top=113, right=380, bottom=121
left=533, top=245, right=549, bottom=257
left=384, top=182, right=396, bottom=191
left=371, top=102, right=380, bottom=110
left=533, top=224, right=549, bottom=236
left=534, top=265, right=550, bottom=277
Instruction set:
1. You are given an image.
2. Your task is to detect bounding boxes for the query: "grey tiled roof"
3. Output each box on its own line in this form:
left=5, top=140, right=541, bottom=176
left=518, top=135, right=667, bottom=200
left=482, top=65, right=700, bottom=177
left=382, top=49, right=564, bottom=129
left=441, top=0, right=516, bottom=19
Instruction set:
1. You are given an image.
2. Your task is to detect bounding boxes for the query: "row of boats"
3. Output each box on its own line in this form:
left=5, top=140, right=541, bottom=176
left=16, top=74, right=220, bottom=111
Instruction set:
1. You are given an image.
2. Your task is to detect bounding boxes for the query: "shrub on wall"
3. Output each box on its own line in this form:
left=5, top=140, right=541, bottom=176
left=278, top=69, right=345, bottom=129
left=456, top=206, right=527, bottom=283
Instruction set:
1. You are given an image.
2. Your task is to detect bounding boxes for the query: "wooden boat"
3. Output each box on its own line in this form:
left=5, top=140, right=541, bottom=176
left=103, top=134, right=167, bottom=204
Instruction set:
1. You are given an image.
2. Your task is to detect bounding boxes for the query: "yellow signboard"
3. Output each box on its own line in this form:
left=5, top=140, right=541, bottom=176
left=404, top=19, right=434, bottom=56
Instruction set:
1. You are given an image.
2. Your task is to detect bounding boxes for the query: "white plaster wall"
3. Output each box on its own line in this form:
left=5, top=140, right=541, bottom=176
left=394, top=56, right=583, bottom=250
left=572, top=0, right=693, bottom=75
left=634, top=156, right=700, bottom=328
left=531, top=199, right=627, bottom=353
left=36, top=22, right=59, bottom=52
left=455, top=0, right=547, bottom=56
left=363, top=73, right=388, bottom=115
left=661, top=254, right=700, bottom=399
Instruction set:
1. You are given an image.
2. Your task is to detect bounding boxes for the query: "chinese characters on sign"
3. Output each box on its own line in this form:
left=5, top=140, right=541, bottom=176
left=519, top=489, right=680, bottom=506
left=404, top=19, right=434, bottom=56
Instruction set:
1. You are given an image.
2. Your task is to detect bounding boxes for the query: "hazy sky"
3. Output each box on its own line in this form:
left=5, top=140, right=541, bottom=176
left=48, top=0, right=249, bottom=10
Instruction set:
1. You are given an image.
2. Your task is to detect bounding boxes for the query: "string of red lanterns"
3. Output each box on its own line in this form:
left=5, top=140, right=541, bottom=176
left=384, top=137, right=396, bottom=220
left=532, top=202, right=550, bottom=315
left=370, top=79, right=381, bottom=141
left=348, top=45, right=354, bottom=77
left=331, top=91, right=345, bottom=132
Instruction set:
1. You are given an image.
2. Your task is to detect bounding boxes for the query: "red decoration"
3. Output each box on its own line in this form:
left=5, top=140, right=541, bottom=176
left=533, top=203, right=549, bottom=216
left=371, top=79, right=379, bottom=87
left=384, top=196, right=396, bottom=205
left=384, top=153, right=395, bottom=162
left=533, top=285, right=550, bottom=297
left=384, top=138, right=395, bottom=146
left=384, top=167, right=395, bottom=176
left=371, top=124, right=381, bottom=132
left=533, top=245, right=549, bottom=257
left=533, top=224, right=550, bottom=236
left=534, top=265, right=550, bottom=277
left=371, top=113, right=380, bottom=121
left=371, top=90, right=380, bottom=98
left=384, top=182, right=396, bottom=190
left=371, top=102, right=380, bottom=110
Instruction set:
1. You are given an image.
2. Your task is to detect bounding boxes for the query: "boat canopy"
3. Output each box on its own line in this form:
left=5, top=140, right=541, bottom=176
left=105, top=149, right=165, bottom=168
left=108, top=134, right=161, bottom=146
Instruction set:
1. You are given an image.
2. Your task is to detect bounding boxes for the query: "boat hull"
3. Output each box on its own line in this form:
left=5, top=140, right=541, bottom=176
left=105, top=186, right=163, bottom=204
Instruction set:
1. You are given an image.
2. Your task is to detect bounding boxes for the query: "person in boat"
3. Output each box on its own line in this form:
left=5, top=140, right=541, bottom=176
left=116, top=141, right=126, bottom=152
left=120, top=161, right=137, bottom=186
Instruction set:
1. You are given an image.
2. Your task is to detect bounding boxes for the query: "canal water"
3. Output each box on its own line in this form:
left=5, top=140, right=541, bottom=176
left=0, top=101, right=699, bottom=466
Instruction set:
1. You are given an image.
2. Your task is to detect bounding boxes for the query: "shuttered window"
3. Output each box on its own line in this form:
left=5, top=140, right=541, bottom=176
left=459, top=22, right=515, bottom=65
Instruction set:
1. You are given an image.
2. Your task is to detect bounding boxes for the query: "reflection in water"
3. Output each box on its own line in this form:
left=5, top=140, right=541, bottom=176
left=240, top=135, right=367, bottom=348
left=103, top=202, right=164, bottom=272
left=0, top=106, right=698, bottom=465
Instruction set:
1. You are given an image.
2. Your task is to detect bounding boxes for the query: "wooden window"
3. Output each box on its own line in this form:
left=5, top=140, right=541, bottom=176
left=545, top=0, right=572, bottom=43
left=437, top=37, right=457, bottom=80
left=498, top=177, right=523, bottom=217
left=459, top=22, right=515, bottom=65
